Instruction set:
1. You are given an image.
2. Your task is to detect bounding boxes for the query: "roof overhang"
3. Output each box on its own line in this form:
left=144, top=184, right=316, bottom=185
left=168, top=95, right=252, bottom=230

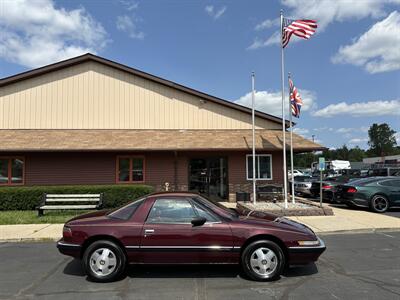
left=0, top=129, right=326, bottom=152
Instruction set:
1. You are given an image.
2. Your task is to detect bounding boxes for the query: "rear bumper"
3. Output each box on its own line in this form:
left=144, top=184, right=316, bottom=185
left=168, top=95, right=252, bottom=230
left=287, top=237, right=326, bottom=265
left=57, top=239, right=82, bottom=258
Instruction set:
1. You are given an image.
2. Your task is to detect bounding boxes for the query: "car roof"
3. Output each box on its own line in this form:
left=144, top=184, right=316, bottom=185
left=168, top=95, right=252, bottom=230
left=147, top=191, right=200, bottom=197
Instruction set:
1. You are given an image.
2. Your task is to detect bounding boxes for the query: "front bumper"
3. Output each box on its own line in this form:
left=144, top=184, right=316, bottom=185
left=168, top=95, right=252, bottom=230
left=287, top=237, right=326, bottom=265
left=57, top=239, right=82, bottom=258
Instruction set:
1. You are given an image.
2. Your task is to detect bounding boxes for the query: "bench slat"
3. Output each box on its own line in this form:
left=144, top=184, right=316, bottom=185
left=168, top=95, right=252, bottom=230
left=39, top=205, right=98, bottom=210
left=45, top=198, right=100, bottom=202
left=46, top=194, right=101, bottom=198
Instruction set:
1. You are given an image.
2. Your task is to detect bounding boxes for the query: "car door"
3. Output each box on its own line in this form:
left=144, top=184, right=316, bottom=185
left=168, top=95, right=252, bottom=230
left=139, top=196, right=234, bottom=264
left=383, top=179, right=400, bottom=204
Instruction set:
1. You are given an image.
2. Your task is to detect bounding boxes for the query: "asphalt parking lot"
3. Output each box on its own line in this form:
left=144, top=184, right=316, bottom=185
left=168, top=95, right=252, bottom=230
left=1, top=231, right=399, bottom=300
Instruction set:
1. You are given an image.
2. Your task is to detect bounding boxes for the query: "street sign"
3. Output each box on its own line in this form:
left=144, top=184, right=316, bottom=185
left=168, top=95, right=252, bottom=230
left=318, top=157, right=325, bottom=208
left=318, top=157, right=325, bottom=171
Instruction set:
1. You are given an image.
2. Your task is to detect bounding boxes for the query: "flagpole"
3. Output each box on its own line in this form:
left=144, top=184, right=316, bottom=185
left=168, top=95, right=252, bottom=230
left=251, top=72, right=257, bottom=205
left=288, top=72, right=295, bottom=204
left=280, top=10, right=288, bottom=209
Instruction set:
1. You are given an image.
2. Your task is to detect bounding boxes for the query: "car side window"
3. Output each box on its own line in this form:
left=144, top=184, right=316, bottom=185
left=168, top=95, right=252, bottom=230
left=192, top=202, right=219, bottom=222
left=146, top=198, right=196, bottom=224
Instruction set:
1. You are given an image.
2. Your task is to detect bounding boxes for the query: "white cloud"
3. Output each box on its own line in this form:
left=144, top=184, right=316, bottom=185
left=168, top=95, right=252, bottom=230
left=281, top=0, right=400, bottom=31
left=293, top=127, right=310, bottom=136
left=119, top=0, right=139, bottom=11
left=332, top=11, right=400, bottom=73
left=116, top=15, right=144, bottom=39
left=336, top=126, right=369, bottom=133
left=249, top=0, right=399, bottom=50
left=255, top=18, right=279, bottom=31
left=247, top=32, right=281, bottom=50
left=235, top=89, right=316, bottom=117
left=395, top=132, right=400, bottom=144
left=313, top=127, right=334, bottom=132
left=205, top=5, right=227, bottom=20
left=312, top=99, right=400, bottom=117
left=348, top=137, right=369, bottom=145
left=0, top=0, right=107, bottom=68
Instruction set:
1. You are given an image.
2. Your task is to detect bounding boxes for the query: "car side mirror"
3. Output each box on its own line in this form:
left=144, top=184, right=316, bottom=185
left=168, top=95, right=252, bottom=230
left=191, top=217, right=207, bottom=227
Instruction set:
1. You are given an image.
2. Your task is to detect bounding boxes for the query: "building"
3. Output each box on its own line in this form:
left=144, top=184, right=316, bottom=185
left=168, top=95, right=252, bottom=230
left=0, top=54, right=323, bottom=201
left=363, top=155, right=400, bottom=166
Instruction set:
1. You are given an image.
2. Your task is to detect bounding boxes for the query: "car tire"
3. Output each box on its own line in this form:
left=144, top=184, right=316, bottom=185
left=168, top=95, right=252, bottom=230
left=83, top=240, right=127, bottom=282
left=241, top=240, right=285, bottom=281
left=370, top=194, right=389, bottom=213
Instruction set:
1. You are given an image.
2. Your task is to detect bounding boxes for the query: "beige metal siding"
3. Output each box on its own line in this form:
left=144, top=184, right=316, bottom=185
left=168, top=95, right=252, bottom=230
left=0, top=61, right=280, bottom=130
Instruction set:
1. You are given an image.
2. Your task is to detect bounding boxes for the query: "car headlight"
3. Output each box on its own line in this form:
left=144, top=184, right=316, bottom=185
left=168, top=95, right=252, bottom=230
left=297, top=240, right=320, bottom=246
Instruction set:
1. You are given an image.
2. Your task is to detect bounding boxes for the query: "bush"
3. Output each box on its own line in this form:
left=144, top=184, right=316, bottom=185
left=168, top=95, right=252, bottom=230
left=0, top=185, right=154, bottom=211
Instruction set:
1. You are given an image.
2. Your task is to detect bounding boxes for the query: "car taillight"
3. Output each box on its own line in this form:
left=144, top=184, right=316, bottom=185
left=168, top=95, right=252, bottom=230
left=323, top=185, right=333, bottom=190
left=63, top=226, right=72, bottom=238
left=347, top=187, right=357, bottom=193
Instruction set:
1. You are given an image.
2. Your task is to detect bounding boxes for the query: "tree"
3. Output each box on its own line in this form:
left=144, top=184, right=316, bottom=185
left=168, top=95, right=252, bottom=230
left=336, top=145, right=350, bottom=160
left=367, top=123, right=397, bottom=156
left=348, top=146, right=366, bottom=162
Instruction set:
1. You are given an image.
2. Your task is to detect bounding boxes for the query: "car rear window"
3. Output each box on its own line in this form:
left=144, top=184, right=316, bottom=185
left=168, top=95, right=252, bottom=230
left=108, top=198, right=145, bottom=220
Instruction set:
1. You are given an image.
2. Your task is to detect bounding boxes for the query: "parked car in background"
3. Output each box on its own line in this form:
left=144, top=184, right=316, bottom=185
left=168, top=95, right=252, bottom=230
left=57, top=192, right=325, bottom=282
left=288, top=169, right=304, bottom=177
left=289, top=176, right=317, bottom=197
left=340, top=177, right=400, bottom=213
left=309, top=175, right=362, bottom=202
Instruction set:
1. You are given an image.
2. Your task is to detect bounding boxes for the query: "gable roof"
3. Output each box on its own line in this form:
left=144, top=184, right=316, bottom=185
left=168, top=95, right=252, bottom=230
left=0, top=53, right=290, bottom=126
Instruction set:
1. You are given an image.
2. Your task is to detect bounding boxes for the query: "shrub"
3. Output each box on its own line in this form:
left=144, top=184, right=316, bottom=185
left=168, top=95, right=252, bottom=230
left=0, top=185, right=154, bottom=211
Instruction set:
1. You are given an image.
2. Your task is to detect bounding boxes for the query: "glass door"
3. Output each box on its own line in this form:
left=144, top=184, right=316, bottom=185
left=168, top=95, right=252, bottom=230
left=189, top=157, right=228, bottom=201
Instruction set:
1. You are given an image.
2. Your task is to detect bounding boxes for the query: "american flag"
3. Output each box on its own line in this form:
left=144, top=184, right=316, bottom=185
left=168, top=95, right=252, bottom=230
left=289, top=78, right=303, bottom=118
left=282, top=18, right=317, bottom=48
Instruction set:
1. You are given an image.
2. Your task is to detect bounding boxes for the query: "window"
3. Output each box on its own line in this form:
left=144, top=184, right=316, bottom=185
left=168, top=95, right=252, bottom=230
left=246, top=154, right=272, bottom=180
left=193, top=202, right=219, bottom=222
left=0, top=157, right=24, bottom=186
left=379, top=180, right=400, bottom=187
left=108, top=198, right=145, bottom=220
left=117, top=156, right=145, bottom=183
left=146, top=198, right=197, bottom=224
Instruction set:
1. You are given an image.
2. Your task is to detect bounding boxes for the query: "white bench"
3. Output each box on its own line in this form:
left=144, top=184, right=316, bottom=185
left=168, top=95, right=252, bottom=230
left=37, top=193, right=103, bottom=216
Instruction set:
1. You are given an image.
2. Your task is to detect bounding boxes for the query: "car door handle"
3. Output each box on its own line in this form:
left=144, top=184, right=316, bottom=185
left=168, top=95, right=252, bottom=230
left=144, top=229, right=155, bottom=236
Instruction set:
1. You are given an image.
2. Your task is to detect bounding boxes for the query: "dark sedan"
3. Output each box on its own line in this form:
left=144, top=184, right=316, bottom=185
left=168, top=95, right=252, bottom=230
left=340, top=177, right=400, bottom=212
left=57, top=192, right=325, bottom=282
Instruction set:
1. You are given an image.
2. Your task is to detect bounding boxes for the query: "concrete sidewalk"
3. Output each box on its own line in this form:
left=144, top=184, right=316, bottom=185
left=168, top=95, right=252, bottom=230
left=0, top=224, right=63, bottom=242
left=221, top=201, right=400, bottom=234
left=1, top=204, right=400, bottom=241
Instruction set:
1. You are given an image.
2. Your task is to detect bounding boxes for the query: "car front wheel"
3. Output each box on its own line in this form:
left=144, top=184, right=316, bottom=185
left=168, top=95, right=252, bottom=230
left=370, top=195, right=389, bottom=213
left=241, top=240, right=285, bottom=281
left=83, top=240, right=126, bottom=282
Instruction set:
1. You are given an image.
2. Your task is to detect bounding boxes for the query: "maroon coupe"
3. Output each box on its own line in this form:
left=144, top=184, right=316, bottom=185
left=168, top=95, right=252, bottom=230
left=57, top=192, right=326, bottom=282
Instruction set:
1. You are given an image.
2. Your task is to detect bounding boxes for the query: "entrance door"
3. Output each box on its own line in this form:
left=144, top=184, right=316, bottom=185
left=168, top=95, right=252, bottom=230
left=189, top=157, right=228, bottom=201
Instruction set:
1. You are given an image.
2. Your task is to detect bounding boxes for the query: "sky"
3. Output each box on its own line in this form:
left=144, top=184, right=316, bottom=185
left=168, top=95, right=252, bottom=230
left=0, top=0, right=399, bottom=149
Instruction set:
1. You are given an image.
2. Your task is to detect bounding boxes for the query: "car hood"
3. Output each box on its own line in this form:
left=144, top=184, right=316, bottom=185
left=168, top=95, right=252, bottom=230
left=237, top=209, right=314, bottom=235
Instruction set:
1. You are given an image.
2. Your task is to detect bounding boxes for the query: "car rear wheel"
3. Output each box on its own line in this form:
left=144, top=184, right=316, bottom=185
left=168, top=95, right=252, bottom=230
left=370, top=195, right=389, bottom=213
left=241, top=240, right=285, bottom=281
left=83, top=240, right=126, bottom=282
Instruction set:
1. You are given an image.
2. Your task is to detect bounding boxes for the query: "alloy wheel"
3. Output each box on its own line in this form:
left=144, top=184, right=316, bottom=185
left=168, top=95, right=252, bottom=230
left=89, top=248, right=117, bottom=277
left=249, top=247, right=278, bottom=276
left=372, top=196, right=388, bottom=213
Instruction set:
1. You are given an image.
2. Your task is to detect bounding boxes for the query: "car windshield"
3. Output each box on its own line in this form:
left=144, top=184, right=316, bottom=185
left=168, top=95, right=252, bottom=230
left=195, top=195, right=239, bottom=220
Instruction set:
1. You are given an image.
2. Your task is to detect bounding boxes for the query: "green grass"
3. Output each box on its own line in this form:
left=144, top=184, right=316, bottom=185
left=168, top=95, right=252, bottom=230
left=0, top=210, right=95, bottom=225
